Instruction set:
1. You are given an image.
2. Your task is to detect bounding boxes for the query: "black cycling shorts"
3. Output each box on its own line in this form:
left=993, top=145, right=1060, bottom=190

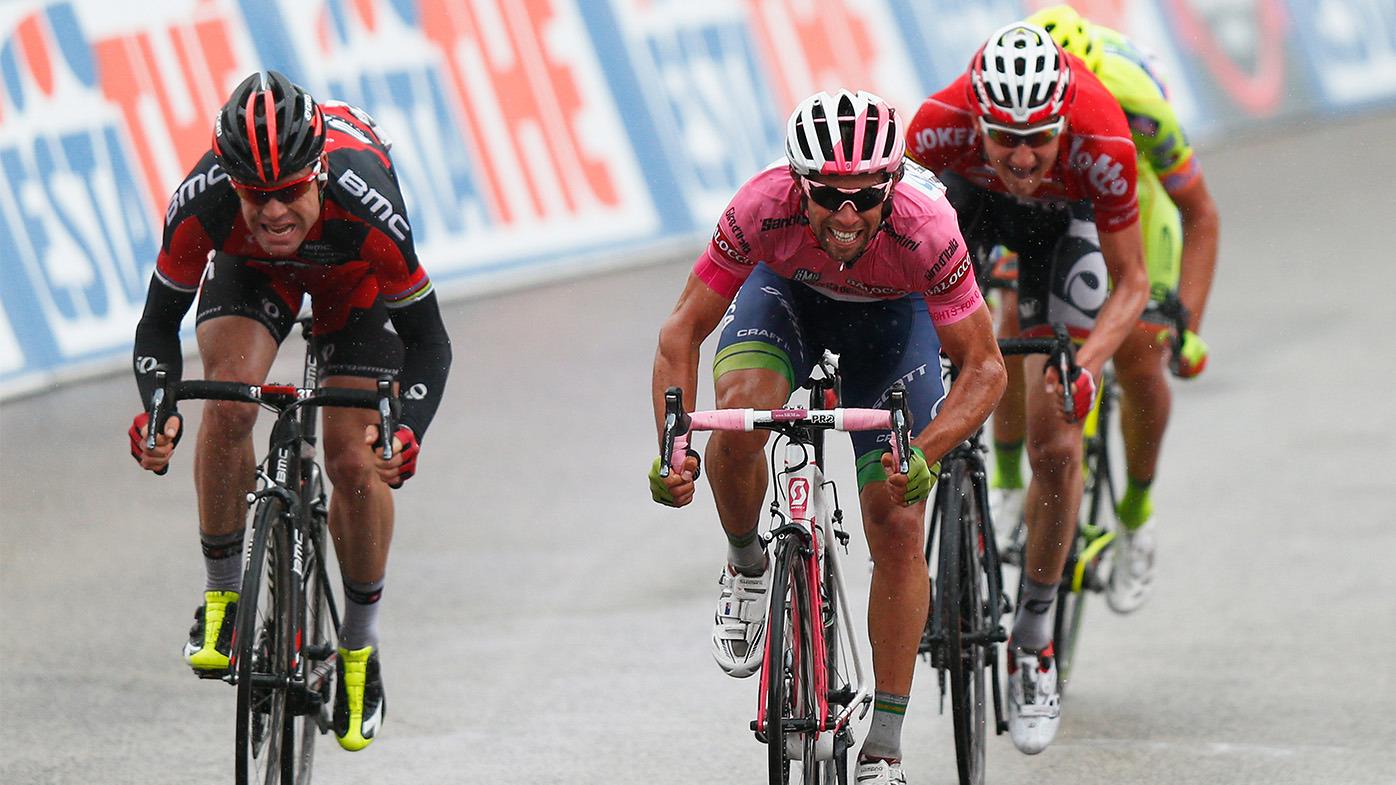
left=195, top=252, right=404, bottom=379
left=939, top=171, right=1109, bottom=338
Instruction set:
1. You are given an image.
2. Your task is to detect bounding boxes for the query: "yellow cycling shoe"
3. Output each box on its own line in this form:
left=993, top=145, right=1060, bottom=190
left=334, top=645, right=386, bottom=750
left=182, top=590, right=238, bottom=678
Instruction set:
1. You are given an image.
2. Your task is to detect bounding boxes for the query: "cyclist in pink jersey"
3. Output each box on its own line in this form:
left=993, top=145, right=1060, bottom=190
left=651, top=90, right=1005, bottom=785
left=906, top=22, right=1149, bottom=755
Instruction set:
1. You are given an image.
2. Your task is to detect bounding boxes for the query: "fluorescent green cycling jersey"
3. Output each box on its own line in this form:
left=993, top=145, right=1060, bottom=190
left=1091, top=27, right=1198, bottom=307
left=1092, top=27, right=1199, bottom=195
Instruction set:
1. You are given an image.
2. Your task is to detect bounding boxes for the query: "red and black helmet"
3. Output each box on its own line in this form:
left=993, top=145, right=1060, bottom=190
left=213, top=70, right=325, bottom=184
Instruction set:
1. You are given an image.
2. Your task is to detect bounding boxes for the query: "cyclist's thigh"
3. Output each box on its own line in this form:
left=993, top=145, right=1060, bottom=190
left=196, top=253, right=296, bottom=381
left=713, top=263, right=807, bottom=406
left=1137, top=165, right=1183, bottom=328
left=1017, top=204, right=1108, bottom=338
left=817, top=296, right=945, bottom=489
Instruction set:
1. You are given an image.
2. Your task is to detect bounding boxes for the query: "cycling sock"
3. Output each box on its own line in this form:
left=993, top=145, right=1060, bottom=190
left=339, top=577, right=385, bottom=651
left=1012, top=578, right=1057, bottom=652
left=726, top=528, right=767, bottom=576
left=992, top=439, right=1025, bottom=489
left=860, top=692, right=909, bottom=761
left=1117, top=477, right=1155, bottom=530
left=201, top=530, right=244, bottom=593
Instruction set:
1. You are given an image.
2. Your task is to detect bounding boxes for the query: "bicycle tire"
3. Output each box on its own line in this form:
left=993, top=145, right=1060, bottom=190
left=235, top=496, right=293, bottom=785
left=285, top=466, right=333, bottom=785
left=765, top=537, right=828, bottom=785
left=939, top=466, right=988, bottom=785
left=1054, top=375, right=1119, bottom=695
left=818, top=552, right=849, bottom=785
left=765, top=538, right=795, bottom=785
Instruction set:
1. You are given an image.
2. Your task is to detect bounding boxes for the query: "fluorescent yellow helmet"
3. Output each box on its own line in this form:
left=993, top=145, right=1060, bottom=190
left=1026, top=4, right=1104, bottom=74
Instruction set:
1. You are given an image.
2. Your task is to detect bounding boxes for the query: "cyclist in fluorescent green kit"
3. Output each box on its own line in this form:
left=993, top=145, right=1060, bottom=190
left=989, top=5, right=1221, bottom=612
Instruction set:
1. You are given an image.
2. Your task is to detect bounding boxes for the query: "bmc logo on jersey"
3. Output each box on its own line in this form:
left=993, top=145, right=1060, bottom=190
left=337, top=169, right=410, bottom=241
left=1068, top=137, right=1128, bottom=197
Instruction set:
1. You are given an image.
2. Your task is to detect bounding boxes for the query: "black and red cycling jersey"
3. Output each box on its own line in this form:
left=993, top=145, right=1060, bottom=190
left=133, top=102, right=451, bottom=438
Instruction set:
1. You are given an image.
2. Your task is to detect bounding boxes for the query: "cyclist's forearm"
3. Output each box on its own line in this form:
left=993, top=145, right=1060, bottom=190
left=912, top=357, right=1002, bottom=464
left=1175, top=187, right=1221, bottom=333
left=132, top=276, right=195, bottom=407
left=652, top=333, right=702, bottom=437
left=391, top=292, right=453, bottom=440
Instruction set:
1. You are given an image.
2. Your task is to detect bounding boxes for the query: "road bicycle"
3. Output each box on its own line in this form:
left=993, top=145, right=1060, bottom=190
left=659, top=353, right=912, bottom=785
left=146, top=318, right=399, bottom=785
left=921, top=327, right=1079, bottom=785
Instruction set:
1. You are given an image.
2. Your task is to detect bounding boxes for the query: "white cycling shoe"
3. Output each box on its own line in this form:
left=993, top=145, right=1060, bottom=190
left=990, top=486, right=1027, bottom=562
left=1006, top=643, right=1061, bottom=755
left=1107, top=519, right=1156, bottom=613
left=711, top=561, right=771, bottom=678
left=855, top=758, right=907, bottom=784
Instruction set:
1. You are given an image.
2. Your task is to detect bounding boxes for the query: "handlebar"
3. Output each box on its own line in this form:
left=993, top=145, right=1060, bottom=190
left=659, top=382, right=913, bottom=478
left=997, top=323, right=1081, bottom=420
left=1149, top=292, right=1192, bottom=375
left=144, top=367, right=400, bottom=461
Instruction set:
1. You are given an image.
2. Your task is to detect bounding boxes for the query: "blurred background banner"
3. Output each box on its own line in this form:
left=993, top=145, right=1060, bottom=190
left=3, top=0, right=1394, bottom=398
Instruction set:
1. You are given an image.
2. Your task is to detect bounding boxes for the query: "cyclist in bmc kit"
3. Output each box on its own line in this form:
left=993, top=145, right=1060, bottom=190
left=905, top=23, right=1149, bottom=754
left=127, top=71, right=452, bottom=751
left=650, top=90, right=1005, bottom=785
left=986, top=4, right=1220, bottom=613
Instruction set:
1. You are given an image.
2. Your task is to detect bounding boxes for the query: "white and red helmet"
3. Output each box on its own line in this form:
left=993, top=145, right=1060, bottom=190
left=785, top=90, right=906, bottom=177
left=969, top=22, right=1075, bottom=125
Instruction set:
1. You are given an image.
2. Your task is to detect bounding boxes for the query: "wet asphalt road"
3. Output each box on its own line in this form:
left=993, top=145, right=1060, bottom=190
left=3, top=110, right=1394, bottom=784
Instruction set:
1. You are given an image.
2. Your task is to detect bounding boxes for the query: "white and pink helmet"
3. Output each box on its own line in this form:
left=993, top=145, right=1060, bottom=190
left=785, top=90, right=906, bottom=177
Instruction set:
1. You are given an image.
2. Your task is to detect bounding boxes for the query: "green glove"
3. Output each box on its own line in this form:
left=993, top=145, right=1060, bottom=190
left=904, top=446, right=941, bottom=505
left=649, top=449, right=701, bottom=507
left=1159, top=328, right=1209, bottom=378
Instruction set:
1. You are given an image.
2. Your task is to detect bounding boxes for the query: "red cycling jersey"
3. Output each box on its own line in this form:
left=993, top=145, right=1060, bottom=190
left=154, top=102, right=431, bottom=323
left=905, top=60, right=1141, bottom=234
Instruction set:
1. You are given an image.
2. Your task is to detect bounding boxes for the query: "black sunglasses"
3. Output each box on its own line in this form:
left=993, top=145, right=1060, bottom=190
left=799, top=177, right=894, bottom=212
left=978, top=116, right=1066, bottom=149
left=231, top=164, right=322, bottom=206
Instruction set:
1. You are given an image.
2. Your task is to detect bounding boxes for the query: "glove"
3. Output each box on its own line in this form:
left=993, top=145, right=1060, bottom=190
left=1065, top=366, right=1095, bottom=423
left=1162, top=329, right=1209, bottom=378
left=902, top=447, right=941, bottom=505
left=380, top=426, right=419, bottom=488
left=650, top=448, right=701, bottom=507
left=129, top=411, right=183, bottom=474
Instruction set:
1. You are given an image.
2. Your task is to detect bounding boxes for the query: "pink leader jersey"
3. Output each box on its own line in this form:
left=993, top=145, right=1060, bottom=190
left=905, top=60, right=1141, bottom=234
left=694, top=161, right=983, bottom=326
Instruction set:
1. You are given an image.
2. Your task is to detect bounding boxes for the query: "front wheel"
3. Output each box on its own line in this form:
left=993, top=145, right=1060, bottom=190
left=764, top=538, right=827, bottom=785
left=284, top=466, right=335, bottom=785
left=235, top=497, right=293, bottom=785
left=939, top=469, right=988, bottom=785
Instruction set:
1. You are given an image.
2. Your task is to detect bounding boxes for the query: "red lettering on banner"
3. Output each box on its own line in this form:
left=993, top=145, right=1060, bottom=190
left=17, top=16, right=55, bottom=98
left=419, top=0, right=618, bottom=226
left=743, top=0, right=878, bottom=112
left=92, top=10, right=242, bottom=216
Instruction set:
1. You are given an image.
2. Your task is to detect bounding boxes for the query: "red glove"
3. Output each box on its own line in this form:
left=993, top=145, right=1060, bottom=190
left=1066, top=367, right=1095, bottom=423
left=129, top=411, right=183, bottom=474
left=385, top=426, right=419, bottom=488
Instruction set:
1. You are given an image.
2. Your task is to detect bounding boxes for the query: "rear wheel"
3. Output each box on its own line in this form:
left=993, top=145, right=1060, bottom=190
left=235, top=497, right=293, bottom=785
